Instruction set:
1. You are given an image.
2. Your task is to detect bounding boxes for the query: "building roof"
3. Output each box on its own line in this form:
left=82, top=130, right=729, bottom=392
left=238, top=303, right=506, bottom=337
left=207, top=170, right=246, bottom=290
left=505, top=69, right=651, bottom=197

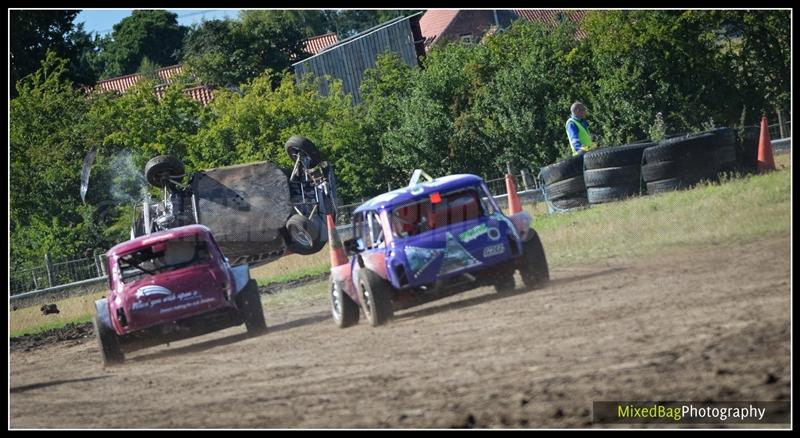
left=513, top=9, right=588, bottom=38
left=153, top=84, right=215, bottom=107
left=303, top=32, right=339, bottom=55
left=92, top=64, right=215, bottom=106
left=419, top=9, right=588, bottom=47
left=95, top=65, right=186, bottom=94
left=419, top=9, right=460, bottom=47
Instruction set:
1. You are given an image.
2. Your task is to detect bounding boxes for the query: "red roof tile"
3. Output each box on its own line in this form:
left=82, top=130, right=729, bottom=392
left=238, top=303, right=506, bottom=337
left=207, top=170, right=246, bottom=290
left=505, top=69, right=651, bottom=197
left=419, top=9, right=461, bottom=46
left=96, top=65, right=186, bottom=94
left=513, top=9, right=588, bottom=38
left=304, top=32, right=339, bottom=55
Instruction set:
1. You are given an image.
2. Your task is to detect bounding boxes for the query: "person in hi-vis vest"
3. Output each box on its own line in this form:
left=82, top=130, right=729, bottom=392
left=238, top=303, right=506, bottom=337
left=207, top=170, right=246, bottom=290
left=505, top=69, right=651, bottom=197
left=565, top=101, right=595, bottom=156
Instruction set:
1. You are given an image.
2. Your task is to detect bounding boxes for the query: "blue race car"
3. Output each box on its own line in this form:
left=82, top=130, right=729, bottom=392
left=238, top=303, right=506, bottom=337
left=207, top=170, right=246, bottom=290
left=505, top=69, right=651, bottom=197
left=329, top=171, right=549, bottom=327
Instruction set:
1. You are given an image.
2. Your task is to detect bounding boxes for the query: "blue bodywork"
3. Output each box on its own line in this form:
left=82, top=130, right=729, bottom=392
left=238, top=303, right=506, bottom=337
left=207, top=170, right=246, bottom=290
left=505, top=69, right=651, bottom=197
left=350, top=174, right=526, bottom=291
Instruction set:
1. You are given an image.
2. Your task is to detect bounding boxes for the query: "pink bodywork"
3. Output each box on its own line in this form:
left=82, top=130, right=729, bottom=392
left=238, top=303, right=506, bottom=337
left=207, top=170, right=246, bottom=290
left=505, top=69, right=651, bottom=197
left=104, top=224, right=235, bottom=335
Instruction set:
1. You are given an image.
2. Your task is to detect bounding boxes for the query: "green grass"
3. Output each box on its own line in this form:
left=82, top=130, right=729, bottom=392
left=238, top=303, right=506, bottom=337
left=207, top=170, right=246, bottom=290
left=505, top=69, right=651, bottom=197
left=10, top=155, right=790, bottom=337
left=10, top=314, right=94, bottom=338
left=528, top=165, right=790, bottom=266
left=262, top=280, right=329, bottom=309
left=254, top=264, right=329, bottom=287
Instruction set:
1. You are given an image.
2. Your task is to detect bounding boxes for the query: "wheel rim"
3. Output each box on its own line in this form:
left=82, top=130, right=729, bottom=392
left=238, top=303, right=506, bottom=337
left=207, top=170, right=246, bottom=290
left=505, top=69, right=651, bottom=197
left=330, top=282, right=342, bottom=321
left=290, top=224, right=312, bottom=248
left=359, top=280, right=373, bottom=318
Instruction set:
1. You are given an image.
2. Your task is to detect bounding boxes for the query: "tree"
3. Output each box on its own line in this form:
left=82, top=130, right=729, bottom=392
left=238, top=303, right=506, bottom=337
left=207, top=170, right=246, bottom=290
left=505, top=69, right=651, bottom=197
left=10, top=10, right=98, bottom=96
left=182, top=12, right=308, bottom=89
left=189, top=72, right=370, bottom=202
left=10, top=52, right=98, bottom=268
left=95, top=10, right=187, bottom=79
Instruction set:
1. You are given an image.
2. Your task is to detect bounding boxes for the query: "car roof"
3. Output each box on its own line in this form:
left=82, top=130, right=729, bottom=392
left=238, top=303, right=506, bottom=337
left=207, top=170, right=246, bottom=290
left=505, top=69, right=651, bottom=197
left=353, top=174, right=485, bottom=215
left=107, top=224, right=211, bottom=256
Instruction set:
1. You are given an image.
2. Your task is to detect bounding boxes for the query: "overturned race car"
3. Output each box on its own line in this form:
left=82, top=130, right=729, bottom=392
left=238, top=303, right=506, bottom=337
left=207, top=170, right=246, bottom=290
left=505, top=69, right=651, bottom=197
left=328, top=170, right=549, bottom=327
left=93, top=224, right=265, bottom=366
left=132, top=136, right=337, bottom=267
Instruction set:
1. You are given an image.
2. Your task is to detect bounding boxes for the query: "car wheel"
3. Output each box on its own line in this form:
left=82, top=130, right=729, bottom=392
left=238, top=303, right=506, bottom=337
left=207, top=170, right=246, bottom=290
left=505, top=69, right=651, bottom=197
left=93, top=314, right=124, bottom=366
left=330, top=275, right=360, bottom=328
left=286, top=214, right=324, bottom=255
left=517, top=229, right=550, bottom=289
left=492, top=266, right=516, bottom=293
left=144, top=155, right=185, bottom=188
left=285, top=136, right=322, bottom=168
left=357, top=269, right=394, bottom=327
left=235, top=279, right=267, bottom=336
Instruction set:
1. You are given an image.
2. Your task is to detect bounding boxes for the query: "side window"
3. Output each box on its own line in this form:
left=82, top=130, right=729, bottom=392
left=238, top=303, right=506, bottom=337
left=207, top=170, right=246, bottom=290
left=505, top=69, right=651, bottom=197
left=366, top=211, right=385, bottom=249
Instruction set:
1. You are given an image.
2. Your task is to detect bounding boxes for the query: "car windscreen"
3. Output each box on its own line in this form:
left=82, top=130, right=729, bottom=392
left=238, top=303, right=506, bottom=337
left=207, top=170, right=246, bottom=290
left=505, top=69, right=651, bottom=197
left=391, top=188, right=485, bottom=237
left=118, top=235, right=211, bottom=284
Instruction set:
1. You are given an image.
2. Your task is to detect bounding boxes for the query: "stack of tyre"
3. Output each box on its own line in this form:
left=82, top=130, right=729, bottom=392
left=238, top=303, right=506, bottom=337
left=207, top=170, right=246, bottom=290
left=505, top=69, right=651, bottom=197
left=583, top=142, right=655, bottom=204
left=642, top=128, right=738, bottom=195
left=736, top=126, right=761, bottom=174
left=539, top=155, right=588, bottom=210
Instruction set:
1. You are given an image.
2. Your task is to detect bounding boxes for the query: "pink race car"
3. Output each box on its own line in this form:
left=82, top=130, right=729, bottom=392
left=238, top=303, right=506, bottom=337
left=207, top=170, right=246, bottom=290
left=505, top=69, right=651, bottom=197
left=93, top=224, right=265, bottom=365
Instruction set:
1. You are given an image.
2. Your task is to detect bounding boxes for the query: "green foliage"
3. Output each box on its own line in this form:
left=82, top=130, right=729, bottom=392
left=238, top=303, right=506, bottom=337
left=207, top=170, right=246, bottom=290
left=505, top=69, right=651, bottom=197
left=9, top=10, right=792, bottom=273
left=95, top=10, right=187, bottom=79
left=10, top=10, right=97, bottom=96
left=182, top=12, right=308, bottom=89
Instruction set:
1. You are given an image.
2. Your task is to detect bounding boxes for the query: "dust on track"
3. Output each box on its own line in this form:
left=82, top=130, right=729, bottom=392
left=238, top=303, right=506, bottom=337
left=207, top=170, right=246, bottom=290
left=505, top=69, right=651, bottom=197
left=9, top=236, right=790, bottom=428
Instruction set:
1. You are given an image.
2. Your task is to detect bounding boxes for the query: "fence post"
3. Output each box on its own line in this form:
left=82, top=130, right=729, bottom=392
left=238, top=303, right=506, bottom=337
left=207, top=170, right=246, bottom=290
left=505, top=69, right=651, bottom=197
left=521, top=168, right=532, bottom=191
left=32, top=270, right=39, bottom=290
left=776, top=108, right=786, bottom=139
left=94, top=252, right=103, bottom=277
left=44, top=253, right=54, bottom=289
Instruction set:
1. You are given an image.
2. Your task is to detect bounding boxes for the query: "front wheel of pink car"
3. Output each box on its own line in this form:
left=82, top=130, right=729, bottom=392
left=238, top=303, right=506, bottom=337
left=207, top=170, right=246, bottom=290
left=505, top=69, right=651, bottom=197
left=358, top=269, right=394, bottom=327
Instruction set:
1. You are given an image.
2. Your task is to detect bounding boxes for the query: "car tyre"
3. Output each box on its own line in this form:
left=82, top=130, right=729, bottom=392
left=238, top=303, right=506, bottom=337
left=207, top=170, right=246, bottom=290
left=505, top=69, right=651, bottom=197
left=357, top=269, right=394, bottom=327
left=236, top=280, right=267, bottom=336
left=93, top=314, right=124, bottom=366
left=517, top=229, right=550, bottom=289
left=286, top=214, right=324, bottom=255
left=330, top=275, right=360, bottom=328
left=285, top=136, right=322, bottom=168
left=144, top=155, right=185, bottom=188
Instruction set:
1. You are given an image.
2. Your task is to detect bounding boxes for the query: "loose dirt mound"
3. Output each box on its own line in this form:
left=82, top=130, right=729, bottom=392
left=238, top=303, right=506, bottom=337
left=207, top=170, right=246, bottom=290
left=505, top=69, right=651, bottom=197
left=10, top=322, right=94, bottom=352
left=10, top=236, right=790, bottom=428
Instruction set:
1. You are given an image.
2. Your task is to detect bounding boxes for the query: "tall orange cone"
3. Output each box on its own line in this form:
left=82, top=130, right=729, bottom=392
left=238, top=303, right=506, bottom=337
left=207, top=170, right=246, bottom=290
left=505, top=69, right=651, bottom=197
left=757, top=116, right=776, bottom=173
left=327, top=214, right=348, bottom=267
left=505, top=173, right=522, bottom=214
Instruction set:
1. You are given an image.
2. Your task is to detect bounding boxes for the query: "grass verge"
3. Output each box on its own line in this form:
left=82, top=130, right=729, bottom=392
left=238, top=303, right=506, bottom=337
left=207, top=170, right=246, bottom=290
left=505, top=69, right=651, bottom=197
left=10, top=153, right=790, bottom=336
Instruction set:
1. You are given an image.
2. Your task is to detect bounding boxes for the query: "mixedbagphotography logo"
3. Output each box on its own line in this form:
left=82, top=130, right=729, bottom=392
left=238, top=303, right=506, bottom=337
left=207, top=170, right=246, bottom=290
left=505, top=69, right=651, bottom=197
left=593, top=401, right=791, bottom=424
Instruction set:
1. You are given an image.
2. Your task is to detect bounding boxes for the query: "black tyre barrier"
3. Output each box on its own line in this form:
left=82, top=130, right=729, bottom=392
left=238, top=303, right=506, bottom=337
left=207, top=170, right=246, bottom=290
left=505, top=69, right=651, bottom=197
left=543, top=175, right=586, bottom=201
left=641, top=160, right=678, bottom=182
left=550, top=197, right=589, bottom=210
left=587, top=185, right=640, bottom=204
left=584, top=165, right=641, bottom=188
left=584, top=142, right=655, bottom=169
left=539, top=155, right=584, bottom=185
left=643, top=133, right=712, bottom=163
left=737, top=126, right=760, bottom=174
left=646, top=178, right=687, bottom=195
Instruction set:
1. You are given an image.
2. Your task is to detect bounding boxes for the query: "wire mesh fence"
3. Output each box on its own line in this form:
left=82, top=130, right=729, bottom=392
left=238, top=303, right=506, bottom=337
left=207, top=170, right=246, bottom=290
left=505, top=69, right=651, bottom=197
left=10, top=254, right=107, bottom=297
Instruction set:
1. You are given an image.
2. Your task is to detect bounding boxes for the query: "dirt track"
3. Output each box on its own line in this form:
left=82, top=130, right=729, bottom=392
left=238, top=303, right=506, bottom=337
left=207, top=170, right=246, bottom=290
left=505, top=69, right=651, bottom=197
left=10, top=236, right=790, bottom=428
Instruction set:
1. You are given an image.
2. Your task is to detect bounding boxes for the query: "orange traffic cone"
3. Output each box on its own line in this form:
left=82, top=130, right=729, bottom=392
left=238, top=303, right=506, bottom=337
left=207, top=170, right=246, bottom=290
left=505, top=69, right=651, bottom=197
left=327, top=214, right=348, bottom=267
left=757, top=116, right=776, bottom=173
left=505, top=173, right=523, bottom=214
